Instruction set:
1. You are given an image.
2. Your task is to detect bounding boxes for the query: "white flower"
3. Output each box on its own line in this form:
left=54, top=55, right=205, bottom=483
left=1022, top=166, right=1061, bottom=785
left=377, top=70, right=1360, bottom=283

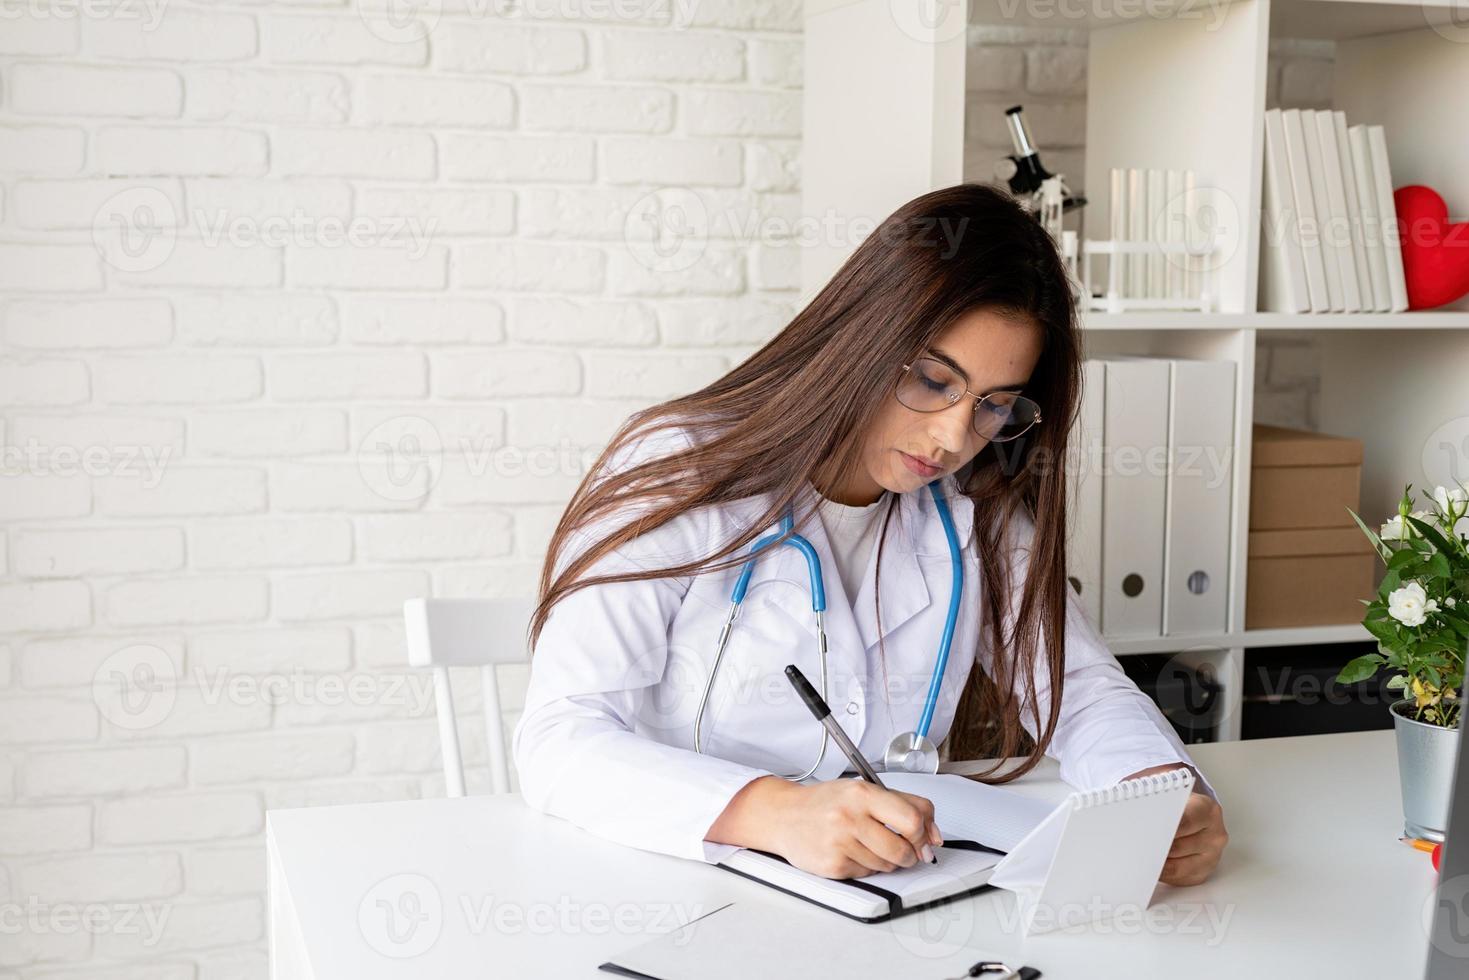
left=1433, top=485, right=1468, bottom=513
left=1388, top=581, right=1438, bottom=627
left=1381, top=510, right=1434, bottom=540
left=1448, top=596, right=1458, bottom=608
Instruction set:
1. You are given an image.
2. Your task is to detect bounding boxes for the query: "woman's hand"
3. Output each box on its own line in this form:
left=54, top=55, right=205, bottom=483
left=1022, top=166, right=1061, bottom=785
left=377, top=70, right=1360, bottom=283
left=1125, top=764, right=1228, bottom=886
left=706, top=775, right=942, bottom=879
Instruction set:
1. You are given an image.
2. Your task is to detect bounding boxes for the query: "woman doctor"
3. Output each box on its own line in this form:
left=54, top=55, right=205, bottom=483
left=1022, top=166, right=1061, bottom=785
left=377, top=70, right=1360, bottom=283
left=512, top=183, right=1227, bottom=884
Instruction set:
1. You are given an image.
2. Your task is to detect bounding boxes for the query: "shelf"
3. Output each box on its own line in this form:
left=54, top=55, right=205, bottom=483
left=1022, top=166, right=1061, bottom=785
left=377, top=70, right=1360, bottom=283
left=1270, top=0, right=1466, bottom=41
left=1107, top=622, right=1371, bottom=655
left=1081, top=310, right=1469, bottom=330
left=967, top=0, right=1464, bottom=39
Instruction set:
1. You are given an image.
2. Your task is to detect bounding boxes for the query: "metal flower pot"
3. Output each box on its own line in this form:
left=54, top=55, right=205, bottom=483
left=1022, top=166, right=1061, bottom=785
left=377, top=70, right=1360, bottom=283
left=1392, top=698, right=1462, bottom=841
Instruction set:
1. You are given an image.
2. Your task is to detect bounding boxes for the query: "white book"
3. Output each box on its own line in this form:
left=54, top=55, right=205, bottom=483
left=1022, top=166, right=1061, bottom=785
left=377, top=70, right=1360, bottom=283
left=1314, top=110, right=1361, bottom=311
left=1258, top=108, right=1310, bottom=312
left=1128, top=167, right=1147, bottom=298
left=1183, top=169, right=1199, bottom=301
left=1349, top=124, right=1393, bottom=312
left=1300, top=110, right=1345, bottom=310
left=1110, top=167, right=1128, bottom=300
left=1281, top=109, right=1330, bottom=312
left=1334, top=110, right=1376, bottom=312
left=1162, top=358, right=1235, bottom=636
left=1099, top=356, right=1170, bottom=638
left=1147, top=167, right=1166, bottom=298
left=1070, top=360, right=1106, bottom=627
left=1165, top=168, right=1186, bottom=300
left=1368, top=125, right=1410, bottom=312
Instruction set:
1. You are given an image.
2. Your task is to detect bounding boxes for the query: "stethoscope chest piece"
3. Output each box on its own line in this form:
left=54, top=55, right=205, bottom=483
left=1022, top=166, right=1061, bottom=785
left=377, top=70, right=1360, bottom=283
left=883, top=730, right=939, bottom=774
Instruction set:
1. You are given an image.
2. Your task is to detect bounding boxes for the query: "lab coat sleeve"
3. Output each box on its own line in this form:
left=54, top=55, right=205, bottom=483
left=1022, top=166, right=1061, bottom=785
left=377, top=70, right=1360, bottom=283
left=981, top=511, right=1220, bottom=803
left=512, top=427, right=775, bottom=864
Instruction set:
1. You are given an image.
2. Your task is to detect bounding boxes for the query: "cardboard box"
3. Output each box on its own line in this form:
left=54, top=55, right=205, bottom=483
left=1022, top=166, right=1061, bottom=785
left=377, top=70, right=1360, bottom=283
left=1246, top=526, right=1377, bottom=628
left=1249, top=424, right=1364, bottom=530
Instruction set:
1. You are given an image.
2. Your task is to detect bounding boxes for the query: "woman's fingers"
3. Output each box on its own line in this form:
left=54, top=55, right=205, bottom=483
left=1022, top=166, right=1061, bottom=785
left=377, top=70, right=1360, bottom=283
left=843, top=833, right=905, bottom=875
left=869, top=788, right=939, bottom=858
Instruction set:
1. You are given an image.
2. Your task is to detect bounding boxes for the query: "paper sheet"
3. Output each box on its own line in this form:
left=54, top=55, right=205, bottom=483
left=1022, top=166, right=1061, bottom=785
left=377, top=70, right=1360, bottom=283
left=879, top=772, right=1058, bottom=852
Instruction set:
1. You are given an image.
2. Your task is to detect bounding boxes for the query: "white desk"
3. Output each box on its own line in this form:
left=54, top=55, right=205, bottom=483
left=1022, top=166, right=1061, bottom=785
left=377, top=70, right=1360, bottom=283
left=268, top=730, right=1435, bottom=978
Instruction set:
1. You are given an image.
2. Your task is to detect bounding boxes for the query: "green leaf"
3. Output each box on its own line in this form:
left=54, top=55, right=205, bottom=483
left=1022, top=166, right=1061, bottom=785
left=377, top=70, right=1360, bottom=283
left=1387, top=547, right=1422, bottom=572
left=1429, top=552, right=1453, bottom=579
left=1387, top=675, right=1409, bottom=690
left=1363, top=616, right=1401, bottom=646
left=1407, top=517, right=1469, bottom=570
left=1337, top=653, right=1384, bottom=685
left=1348, top=507, right=1395, bottom=562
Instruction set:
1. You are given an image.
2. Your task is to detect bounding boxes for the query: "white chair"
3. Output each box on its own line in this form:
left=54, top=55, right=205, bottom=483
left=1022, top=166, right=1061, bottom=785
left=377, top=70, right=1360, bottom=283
left=403, top=596, right=536, bottom=797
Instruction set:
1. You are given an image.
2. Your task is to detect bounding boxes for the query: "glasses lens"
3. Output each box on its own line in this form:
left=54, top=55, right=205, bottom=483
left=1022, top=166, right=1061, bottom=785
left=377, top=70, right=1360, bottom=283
left=895, top=357, right=961, bottom=413
left=974, top=391, right=1041, bottom=442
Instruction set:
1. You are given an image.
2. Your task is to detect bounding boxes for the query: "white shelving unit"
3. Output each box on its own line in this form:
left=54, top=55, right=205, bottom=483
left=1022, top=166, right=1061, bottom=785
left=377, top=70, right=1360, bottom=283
left=802, top=0, right=1469, bottom=740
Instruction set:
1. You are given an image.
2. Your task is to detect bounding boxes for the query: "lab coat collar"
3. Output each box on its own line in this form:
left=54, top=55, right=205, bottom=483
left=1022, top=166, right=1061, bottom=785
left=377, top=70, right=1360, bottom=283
left=754, top=474, right=974, bottom=656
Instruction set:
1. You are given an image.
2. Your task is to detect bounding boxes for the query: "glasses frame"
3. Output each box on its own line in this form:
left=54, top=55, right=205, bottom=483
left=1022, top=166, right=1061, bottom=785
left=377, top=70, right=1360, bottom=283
left=897, top=357, right=1044, bottom=443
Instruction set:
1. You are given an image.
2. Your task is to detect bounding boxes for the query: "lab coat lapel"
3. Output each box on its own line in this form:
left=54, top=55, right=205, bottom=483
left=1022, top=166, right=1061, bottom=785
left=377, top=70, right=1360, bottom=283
left=741, top=477, right=974, bottom=671
left=747, top=483, right=867, bottom=691
left=853, top=477, right=975, bottom=652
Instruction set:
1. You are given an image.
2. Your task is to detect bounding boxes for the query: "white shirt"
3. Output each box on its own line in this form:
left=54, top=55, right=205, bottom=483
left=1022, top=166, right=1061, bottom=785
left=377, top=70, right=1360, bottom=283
left=813, top=491, right=889, bottom=601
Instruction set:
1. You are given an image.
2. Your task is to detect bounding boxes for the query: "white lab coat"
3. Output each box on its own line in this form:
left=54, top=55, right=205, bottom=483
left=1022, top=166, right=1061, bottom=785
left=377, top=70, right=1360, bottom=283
left=512, top=427, right=1210, bottom=865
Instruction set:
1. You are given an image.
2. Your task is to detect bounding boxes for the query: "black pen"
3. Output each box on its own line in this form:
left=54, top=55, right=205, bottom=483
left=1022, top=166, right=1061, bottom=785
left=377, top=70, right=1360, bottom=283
left=784, top=664, right=936, bottom=865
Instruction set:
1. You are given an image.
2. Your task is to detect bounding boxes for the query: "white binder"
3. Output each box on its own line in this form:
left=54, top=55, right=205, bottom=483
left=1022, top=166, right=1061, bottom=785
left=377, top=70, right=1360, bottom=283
left=1162, top=358, right=1235, bottom=636
left=1100, top=357, right=1170, bottom=638
left=1280, top=109, right=1330, bottom=312
left=1259, top=108, right=1310, bottom=313
left=1069, top=360, right=1106, bottom=627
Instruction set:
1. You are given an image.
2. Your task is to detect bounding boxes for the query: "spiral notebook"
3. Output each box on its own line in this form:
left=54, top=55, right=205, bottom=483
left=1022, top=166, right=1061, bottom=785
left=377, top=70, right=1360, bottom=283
left=989, top=768, right=1195, bottom=934
left=715, top=769, right=1193, bottom=929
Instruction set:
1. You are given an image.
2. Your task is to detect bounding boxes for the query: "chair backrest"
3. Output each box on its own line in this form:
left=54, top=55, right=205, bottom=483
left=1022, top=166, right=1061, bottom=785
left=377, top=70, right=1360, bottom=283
left=403, top=596, right=536, bottom=797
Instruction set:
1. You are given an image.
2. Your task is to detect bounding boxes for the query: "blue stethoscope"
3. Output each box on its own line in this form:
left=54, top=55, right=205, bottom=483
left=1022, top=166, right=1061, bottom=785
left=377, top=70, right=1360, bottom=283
left=692, top=479, right=964, bottom=779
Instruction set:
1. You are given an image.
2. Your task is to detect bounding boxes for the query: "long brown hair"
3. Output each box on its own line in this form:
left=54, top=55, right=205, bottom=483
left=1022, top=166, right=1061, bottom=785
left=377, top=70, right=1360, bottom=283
left=531, top=182, right=1082, bottom=783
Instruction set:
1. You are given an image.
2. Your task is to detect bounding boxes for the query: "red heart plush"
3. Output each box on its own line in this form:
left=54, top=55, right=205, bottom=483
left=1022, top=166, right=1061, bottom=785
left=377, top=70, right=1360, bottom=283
left=1393, top=184, right=1469, bottom=310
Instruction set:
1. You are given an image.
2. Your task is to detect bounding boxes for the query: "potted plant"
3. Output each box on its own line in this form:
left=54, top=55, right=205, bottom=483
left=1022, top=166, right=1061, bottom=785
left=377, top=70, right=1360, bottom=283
left=1337, top=482, right=1467, bottom=841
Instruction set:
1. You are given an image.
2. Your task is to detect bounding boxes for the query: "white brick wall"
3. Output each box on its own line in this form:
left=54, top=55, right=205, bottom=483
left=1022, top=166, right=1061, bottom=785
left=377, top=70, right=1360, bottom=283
left=0, top=3, right=796, bottom=976
left=1, top=9, right=1327, bottom=977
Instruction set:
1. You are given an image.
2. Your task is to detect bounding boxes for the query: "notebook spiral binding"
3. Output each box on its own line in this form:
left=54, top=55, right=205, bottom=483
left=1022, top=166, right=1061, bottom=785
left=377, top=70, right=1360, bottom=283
left=1072, top=768, right=1193, bottom=810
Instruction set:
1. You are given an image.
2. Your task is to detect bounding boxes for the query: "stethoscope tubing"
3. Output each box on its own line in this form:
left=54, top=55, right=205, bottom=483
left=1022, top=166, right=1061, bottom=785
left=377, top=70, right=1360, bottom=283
left=693, top=479, right=962, bottom=779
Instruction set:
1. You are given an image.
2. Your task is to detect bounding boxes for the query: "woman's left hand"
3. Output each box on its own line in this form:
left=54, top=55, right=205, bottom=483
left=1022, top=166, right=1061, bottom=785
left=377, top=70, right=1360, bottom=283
left=1125, top=764, right=1227, bottom=886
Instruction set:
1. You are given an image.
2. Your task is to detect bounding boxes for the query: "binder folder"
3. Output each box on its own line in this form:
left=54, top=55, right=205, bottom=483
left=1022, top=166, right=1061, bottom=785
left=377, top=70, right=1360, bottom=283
left=1162, top=358, right=1235, bottom=635
left=1100, top=357, right=1170, bottom=637
left=1069, top=359, right=1105, bottom=627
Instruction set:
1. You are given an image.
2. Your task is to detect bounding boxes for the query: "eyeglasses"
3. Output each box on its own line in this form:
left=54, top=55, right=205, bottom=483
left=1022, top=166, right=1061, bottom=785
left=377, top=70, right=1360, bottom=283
left=896, top=356, right=1042, bottom=443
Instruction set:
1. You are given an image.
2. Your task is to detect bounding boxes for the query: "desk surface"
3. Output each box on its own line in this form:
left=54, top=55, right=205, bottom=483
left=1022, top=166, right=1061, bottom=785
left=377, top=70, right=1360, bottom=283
left=267, top=730, right=1436, bottom=979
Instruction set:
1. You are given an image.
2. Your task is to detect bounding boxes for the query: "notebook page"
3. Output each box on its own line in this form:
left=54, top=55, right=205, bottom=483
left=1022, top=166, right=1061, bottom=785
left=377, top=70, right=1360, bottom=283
left=880, top=772, right=1058, bottom=852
